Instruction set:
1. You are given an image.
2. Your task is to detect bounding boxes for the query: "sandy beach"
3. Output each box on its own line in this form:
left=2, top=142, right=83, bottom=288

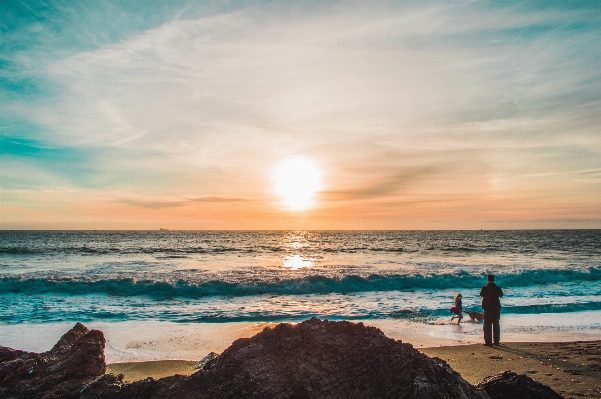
left=2, top=316, right=600, bottom=398
left=422, top=341, right=601, bottom=399
left=107, top=340, right=601, bottom=398
left=107, top=360, right=198, bottom=381
left=2, top=316, right=600, bottom=397
left=90, top=318, right=601, bottom=398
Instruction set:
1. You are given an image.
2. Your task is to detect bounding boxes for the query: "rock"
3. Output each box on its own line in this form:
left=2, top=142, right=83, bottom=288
left=1, top=319, right=566, bottom=399
left=0, top=322, right=106, bottom=399
left=477, top=370, right=565, bottom=399
left=83, top=318, right=488, bottom=399
left=193, top=352, right=218, bottom=370
left=0, top=347, right=33, bottom=363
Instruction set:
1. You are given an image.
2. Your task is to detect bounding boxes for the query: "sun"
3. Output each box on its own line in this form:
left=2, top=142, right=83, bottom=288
left=274, top=157, right=322, bottom=211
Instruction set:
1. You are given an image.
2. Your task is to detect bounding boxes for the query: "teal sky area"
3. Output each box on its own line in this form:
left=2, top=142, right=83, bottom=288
left=1, top=0, right=601, bottom=229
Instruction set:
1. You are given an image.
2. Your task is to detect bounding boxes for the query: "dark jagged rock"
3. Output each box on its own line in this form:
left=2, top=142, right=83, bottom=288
left=83, top=318, right=488, bottom=399
left=0, top=322, right=106, bottom=399
left=477, top=370, right=565, bottom=399
left=0, top=347, right=33, bottom=364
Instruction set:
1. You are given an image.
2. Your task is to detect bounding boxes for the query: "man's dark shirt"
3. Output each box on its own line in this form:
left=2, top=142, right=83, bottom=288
left=480, top=282, right=503, bottom=312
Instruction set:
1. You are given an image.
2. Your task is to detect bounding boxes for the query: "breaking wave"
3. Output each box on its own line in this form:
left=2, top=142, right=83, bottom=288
left=1, top=267, right=599, bottom=298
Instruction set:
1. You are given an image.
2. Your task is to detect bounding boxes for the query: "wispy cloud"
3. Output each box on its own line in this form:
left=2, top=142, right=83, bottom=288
left=322, top=166, right=443, bottom=201
left=121, top=196, right=247, bottom=209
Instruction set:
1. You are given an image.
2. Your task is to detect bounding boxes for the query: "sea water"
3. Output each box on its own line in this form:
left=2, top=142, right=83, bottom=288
left=1, top=230, right=600, bottom=360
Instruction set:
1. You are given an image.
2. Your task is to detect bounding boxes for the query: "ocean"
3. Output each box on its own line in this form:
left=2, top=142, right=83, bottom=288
left=1, top=230, right=600, bottom=361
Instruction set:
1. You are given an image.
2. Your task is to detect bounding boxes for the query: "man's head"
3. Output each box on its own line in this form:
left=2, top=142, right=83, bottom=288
left=487, top=274, right=495, bottom=282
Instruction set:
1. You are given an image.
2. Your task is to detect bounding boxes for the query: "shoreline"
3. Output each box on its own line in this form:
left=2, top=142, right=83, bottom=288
left=0, top=311, right=601, bottom=363
left=421, top=341, right=601, bottom=398
left=420, top=340, right=601, bottom=398
left=1, top=312, right=600, bottom=363
left=105, top=340, right=601, bottom=398
left=2, top=316, right=600, bottom=397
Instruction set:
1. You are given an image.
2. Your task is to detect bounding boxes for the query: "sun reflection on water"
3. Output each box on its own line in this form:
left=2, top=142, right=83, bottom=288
left=283, top=255, right=314, bottom=270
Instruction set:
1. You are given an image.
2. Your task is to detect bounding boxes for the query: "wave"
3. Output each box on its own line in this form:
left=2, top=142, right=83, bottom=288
left=502, top=301, right=601, bottom=315
left=392, top=301, right=601, bottom=318
left=2, top=301, right=600, bottom=325
left=425, top=301, right=601, bottom=317
left=0, top=245, right=534, bottom=256
left=1, top=267, right=600, bottom=298
left=2, top=231, right=601, bottom=259
left=0, top=247, right=221, bottom=255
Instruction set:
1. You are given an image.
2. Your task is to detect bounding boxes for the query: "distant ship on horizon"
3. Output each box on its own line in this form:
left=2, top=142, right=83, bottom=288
left=159, top=228, right=169, bottom=231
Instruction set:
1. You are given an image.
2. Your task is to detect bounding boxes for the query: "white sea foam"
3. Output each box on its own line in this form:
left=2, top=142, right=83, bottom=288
left=1, top=312, right=599, bottom=363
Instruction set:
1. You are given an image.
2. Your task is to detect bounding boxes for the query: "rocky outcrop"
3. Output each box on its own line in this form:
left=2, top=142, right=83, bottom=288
left=1, top=319, right=565, bottom=399
left=83, top=318, right=487, bottom=399
left=193, top=352, right=218, bottom=370
left=477, top=370, right=565, bottom=399
left=0, top=322, right=106, bottom=399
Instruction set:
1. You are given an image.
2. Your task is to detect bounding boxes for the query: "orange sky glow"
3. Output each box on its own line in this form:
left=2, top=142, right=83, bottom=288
left=1, top=2, right=600, bottom=230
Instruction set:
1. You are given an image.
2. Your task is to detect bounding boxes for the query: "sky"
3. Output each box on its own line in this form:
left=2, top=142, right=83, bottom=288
left=1, top=0, right=601, bottom=230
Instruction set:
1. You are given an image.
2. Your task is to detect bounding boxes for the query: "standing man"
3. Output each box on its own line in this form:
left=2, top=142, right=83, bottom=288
left=480, top=274, right=503, bottom=346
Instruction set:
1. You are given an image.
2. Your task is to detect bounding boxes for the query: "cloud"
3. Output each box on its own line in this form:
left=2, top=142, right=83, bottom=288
left=18, top=1, right=600, bottom=150
left=322, top=166, right=443, bottom=201
left=120, top=196, right=247, bottom=209
left=2, top=1, right=601, bottom=227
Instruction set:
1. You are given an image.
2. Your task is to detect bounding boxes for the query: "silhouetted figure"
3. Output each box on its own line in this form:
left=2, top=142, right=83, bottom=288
left=450, top=293, right=463, bottom=323
left=480, top=274, right=503, bottom=346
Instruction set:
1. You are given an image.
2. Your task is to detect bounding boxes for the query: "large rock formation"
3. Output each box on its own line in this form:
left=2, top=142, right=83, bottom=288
left=0, top=319, right=565, bottom=399
left=0, top=322, right=106, bottom=399
left=83, top=318, right=487, bottom=399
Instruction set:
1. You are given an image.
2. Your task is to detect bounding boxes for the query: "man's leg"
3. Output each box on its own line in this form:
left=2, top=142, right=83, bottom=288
left=493, top=312, right=501, bottom=345
left=483, top=311, right=493, bottom=345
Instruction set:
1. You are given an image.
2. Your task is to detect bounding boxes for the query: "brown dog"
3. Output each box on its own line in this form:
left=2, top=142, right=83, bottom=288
left=463, top=310, right=484, bottom=322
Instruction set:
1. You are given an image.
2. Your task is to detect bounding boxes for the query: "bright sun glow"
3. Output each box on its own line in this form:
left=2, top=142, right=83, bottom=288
left=283, top=255, right=314, bottom=270
left=274, top=157, right=322, bottom=211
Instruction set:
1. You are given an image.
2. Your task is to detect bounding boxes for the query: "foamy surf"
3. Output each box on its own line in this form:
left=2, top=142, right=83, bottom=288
left=1, top=230, right=599, bottom=355
left=1, top=312, right=599, bottom=363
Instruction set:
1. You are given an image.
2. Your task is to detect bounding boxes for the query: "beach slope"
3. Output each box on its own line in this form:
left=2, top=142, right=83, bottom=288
left=2, top=320, right=584, bottom=398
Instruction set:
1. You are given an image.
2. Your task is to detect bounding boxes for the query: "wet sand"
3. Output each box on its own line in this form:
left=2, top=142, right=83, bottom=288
left=107, top=341, right=601, bottom=399
left=107, top=360, right=198, bottom=381
left=421, top=341, right=601, bottom=399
